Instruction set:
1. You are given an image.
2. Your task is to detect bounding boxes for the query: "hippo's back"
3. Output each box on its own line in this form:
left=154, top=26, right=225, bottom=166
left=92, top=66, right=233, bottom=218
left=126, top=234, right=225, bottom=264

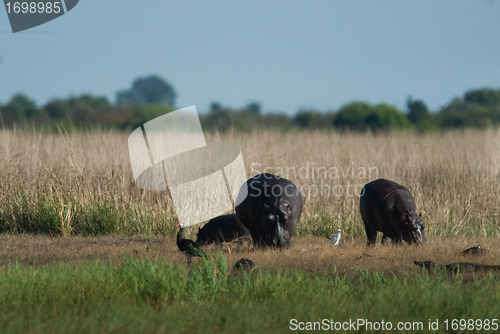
left=360, top=179, right=416, bottom=230
left=196, top=214, right=250, bottom=245
left=361, top=179, right=409, bottom=203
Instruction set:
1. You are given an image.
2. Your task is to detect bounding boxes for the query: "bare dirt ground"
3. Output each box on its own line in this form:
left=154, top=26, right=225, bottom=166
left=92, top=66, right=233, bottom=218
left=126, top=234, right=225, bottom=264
left=1, top=234, right=498, bottom=277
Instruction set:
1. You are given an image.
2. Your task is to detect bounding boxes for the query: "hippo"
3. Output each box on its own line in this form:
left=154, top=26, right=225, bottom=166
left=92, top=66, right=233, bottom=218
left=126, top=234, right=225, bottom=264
left=195, top=214, right=251, bottom=245
left=235, top=173, right=303, bottom=248
left=360, top=178, right=426, bottom=246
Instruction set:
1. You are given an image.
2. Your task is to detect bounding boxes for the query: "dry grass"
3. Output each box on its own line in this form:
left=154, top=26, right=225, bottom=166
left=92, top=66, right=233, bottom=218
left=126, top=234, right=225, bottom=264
left=1, top=128, right=499, bottom=238
left=1, top=234, right=499, bottom=278
left=221, top=129, right=500, bottom=238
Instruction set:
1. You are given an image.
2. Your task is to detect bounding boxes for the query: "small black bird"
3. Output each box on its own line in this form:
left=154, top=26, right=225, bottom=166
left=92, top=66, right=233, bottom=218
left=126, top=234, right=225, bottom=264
left=176, top=222, right=205, bottom=264
left=234, top=258, right=255, bottom=271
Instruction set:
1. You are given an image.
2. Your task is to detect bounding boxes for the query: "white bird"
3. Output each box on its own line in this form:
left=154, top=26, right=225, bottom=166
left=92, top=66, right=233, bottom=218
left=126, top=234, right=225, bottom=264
left=330, top=229, right=342, bottom=246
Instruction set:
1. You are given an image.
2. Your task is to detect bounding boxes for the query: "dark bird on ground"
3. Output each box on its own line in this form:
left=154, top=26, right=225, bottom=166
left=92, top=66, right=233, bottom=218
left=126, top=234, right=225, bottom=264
left=234, top=258, right=255, bottom=271
left=461, top=245, right=487, bottom=256
left=176, top=222, right=205, bottom=264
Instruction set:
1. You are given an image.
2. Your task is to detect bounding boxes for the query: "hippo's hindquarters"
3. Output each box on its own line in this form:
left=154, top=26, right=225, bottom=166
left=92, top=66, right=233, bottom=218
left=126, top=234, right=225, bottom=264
left=196, top=214, right=251, bottom=245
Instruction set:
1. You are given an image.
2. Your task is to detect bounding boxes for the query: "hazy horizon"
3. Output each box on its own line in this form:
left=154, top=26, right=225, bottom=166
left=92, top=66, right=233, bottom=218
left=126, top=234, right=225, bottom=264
left=1, top=1, right=499, bottom=114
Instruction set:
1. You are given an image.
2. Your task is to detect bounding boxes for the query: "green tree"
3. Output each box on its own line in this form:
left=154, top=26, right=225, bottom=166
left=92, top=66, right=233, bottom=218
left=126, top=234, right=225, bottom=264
left=201, top=102, right=235, bottom=131
left=44, top=99, right=68, bottom=119
left=369, top=103, right=412, bottom=131
left=464, top=88, right=500, bottom=106
left=436, top=87, right=500, bottom=129
left=0, top=93, right=38, bottom=123
left=438, top=97, right=493, bottom=129
left=294, top=109, right=325, bottom=129
left=44, top=95, right=112, bottom=122
left=406, top=97, right=430, bottom=125
left=120, top=103, right=175, bottom=129
left=332, top=101, right=371, bottom=131
left=116, top=75, right=176, bottom=106
left=333, top=101, right=411, bottom=132
left=261, top=112, right=294, bottom=131
left=243, top=101, right=262, bottom=115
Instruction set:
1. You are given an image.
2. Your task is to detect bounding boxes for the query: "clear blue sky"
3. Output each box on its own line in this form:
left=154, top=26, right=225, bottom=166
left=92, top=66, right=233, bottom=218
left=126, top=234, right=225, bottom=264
left=1, top=1, right=500, bottom=114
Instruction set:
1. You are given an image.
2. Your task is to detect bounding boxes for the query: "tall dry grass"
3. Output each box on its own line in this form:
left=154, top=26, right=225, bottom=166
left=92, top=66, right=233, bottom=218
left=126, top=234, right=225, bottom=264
left=0, top=128, right=499, bottom=238
left=221, top=130, right=500, bottom=238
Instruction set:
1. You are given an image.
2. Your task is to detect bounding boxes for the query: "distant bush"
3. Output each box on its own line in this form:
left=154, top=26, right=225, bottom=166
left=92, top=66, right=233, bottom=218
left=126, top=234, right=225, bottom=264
left=0, top=93, right=39, bottom=124
left=333, top=101, right=411, bottom=132
left=294, top=109, right=335, bottom=130
left=438, top=96, right=495, bottom=129
left=44, top=94, right=113, bottom=122
left=116, top=75, right=177, bottom=106
left=119, top=103, right=175, bottom=129
left=2, top=84, right=500, bottom=132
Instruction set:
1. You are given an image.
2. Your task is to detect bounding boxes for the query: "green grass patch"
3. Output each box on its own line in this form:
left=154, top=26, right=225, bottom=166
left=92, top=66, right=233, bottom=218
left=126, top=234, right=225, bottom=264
left=0, top=256, right=498, bottom=333
left=0, top=191, right=173, bottom=236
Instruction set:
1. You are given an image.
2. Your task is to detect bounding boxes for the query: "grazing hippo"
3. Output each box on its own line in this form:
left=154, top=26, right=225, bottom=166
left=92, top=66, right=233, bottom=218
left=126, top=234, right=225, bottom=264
left=360, top=178, right=426, bottom=246
left=235, top=173, right=303, bottom=248
left=195, top=214, right=251, bottom=245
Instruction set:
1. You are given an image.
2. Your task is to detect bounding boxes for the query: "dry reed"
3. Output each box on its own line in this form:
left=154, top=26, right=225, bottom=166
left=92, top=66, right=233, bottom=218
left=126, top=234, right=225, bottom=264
left=0, top=128, right=499, bottom=239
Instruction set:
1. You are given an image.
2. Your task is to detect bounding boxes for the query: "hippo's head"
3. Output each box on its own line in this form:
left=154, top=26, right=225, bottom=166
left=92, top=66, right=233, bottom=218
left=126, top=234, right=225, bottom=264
left=260, top=198, right=292, bottom=248
left=196, top=227, right=208, bottom=245
left=400, top=212, right=427, bottom=245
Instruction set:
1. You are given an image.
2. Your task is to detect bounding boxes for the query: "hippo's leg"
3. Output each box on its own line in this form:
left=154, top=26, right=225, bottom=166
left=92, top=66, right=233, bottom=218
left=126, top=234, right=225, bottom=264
left=251, top=233, right=264, bottom=247
left=381, top=227, right=398, bottom=245
left=391, top=234, right=403, bottom=244
left=363, top=223, right=378, bottom=246
left=381, top=235, right=392, bottom=245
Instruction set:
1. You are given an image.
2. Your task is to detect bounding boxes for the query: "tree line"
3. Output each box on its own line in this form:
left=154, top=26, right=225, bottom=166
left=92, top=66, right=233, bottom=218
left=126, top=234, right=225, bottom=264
left=1, top=74, right=500, bottom=132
